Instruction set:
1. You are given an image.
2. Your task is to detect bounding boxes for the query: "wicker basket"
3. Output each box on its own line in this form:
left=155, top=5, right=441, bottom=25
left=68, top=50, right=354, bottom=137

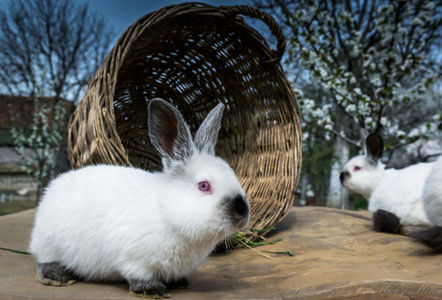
left=68, top=3, right=302, bottom=235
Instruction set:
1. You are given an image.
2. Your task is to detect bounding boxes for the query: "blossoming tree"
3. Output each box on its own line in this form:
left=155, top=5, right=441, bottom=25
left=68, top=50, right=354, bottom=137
left=256, top=0, right=441, bottom=208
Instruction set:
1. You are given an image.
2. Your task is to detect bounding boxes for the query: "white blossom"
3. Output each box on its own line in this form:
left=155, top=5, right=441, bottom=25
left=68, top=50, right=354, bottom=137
left=396, top=130, right=406, bottom=138
left=283, top=0, right=440, bottom=154
left=409, top=128, right=420, bottom=138
left=346, top=104, right=356, bottom=113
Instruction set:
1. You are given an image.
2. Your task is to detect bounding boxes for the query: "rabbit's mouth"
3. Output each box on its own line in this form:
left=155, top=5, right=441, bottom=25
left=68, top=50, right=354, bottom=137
left=223, top=194, right=250, bottom=229
left=340, top=171, right=350, bottom=187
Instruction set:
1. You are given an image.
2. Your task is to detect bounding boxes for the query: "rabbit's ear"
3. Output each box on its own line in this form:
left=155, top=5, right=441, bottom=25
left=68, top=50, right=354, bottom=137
left=194, top=103, right=224, bottom=155
left=365, top=133, right=384, bottom=163
left=148, top=98, right=194, bottom=165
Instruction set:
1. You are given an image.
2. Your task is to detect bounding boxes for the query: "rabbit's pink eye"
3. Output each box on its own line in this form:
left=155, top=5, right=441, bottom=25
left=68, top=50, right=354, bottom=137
left=198, top=181, right=212, bottom=194
left=353, top=166, right=362, bottom=172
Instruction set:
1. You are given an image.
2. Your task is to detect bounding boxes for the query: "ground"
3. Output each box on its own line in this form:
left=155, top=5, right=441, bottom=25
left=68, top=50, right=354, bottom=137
left=0, top=207, right=441, bottom=299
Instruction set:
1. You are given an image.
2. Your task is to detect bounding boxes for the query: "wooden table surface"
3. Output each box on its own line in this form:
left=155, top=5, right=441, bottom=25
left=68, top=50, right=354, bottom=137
left=0, top=207, right=441, bottom=299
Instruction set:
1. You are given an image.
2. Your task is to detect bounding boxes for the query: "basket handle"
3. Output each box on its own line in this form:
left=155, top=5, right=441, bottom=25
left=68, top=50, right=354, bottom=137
left=220, top=5, right=286, bottom=63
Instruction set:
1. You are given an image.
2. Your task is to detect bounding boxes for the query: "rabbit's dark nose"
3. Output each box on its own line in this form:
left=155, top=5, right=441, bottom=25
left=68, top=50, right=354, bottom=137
left=233, top=195, right=249, bottom=217
left=226, top=195, right=249, bottom=227
left=340, top=171, right=350, bottom=185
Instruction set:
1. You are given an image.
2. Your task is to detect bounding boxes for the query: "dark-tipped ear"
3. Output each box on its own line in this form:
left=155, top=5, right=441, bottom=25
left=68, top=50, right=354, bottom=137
left=148, top=98, right=194, bottom=166
left=365, top=133, right=384, bottom=162
left=194, top=103, right=224, bottom=155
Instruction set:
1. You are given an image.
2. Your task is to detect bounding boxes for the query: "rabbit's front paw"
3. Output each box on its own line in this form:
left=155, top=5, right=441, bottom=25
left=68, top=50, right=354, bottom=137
left=36, top=262, right=78, bottom=286
left=129, top=279, right=170, bottom=299
left=166, top=277, right=189, bottom=289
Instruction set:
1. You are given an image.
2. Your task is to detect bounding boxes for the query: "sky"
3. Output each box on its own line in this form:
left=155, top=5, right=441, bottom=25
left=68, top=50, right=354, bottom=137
left=76, top=0, right=251, bottom=40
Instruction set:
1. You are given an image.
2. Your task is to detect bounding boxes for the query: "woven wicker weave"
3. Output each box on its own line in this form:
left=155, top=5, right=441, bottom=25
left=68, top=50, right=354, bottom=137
left=68, top=3, right=302, bottom=235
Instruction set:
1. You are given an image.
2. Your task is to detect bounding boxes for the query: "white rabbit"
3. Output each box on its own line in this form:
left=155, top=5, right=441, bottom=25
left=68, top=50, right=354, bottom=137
left=422, top=156, right=442, bottom=226
left=414, top=156, right=442, bottom=251
left=340, top=133, right=435, bottom=233
left=29, top=98, right=250, bottom=298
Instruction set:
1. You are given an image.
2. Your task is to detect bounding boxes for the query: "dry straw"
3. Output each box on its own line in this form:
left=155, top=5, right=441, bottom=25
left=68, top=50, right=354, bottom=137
left=68, top=3, right=302, bottom=237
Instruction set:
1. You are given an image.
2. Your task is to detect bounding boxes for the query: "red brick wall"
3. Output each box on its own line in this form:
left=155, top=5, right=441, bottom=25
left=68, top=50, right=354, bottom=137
left=0, top=95, right=73, bottom=130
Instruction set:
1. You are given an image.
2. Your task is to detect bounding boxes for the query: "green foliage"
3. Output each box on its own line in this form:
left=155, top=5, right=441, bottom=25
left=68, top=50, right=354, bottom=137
left=302, top=136, right=334, bottom=178
left=300, top=123, right=335, bottom=204
left=351, top=194, right=369, bottom=211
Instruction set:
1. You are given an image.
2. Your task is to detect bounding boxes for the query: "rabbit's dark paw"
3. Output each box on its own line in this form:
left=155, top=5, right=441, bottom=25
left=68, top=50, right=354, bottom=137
left=129, top=279, right=170, bottom=299
left=36, top=262, right=78, bottom=286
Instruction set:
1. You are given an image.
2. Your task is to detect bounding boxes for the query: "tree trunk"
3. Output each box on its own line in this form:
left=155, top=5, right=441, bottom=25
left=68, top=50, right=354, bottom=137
left=326, top=135, right=350, bottom=209
left=299, top=175, right=308, bottom=206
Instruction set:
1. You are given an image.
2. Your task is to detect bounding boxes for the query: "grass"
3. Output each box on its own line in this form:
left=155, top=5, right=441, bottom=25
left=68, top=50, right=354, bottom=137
left=0, top=199, right=36, bottom=216
left=232, top=228, right=294, bottom=258
left=0, top=247, right=30, bottom=255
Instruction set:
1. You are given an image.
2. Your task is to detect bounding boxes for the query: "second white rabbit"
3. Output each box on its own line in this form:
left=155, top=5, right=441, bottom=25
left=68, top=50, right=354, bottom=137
left=340, top=133, right=435, bottom=232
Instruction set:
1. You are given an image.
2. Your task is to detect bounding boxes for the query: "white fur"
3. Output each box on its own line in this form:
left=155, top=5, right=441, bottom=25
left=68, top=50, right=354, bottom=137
left=342, top=155, right=435, bottom=225
left=29, top=100, right=249, bottom=284
left=422, top=156, right=442, bottom=226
